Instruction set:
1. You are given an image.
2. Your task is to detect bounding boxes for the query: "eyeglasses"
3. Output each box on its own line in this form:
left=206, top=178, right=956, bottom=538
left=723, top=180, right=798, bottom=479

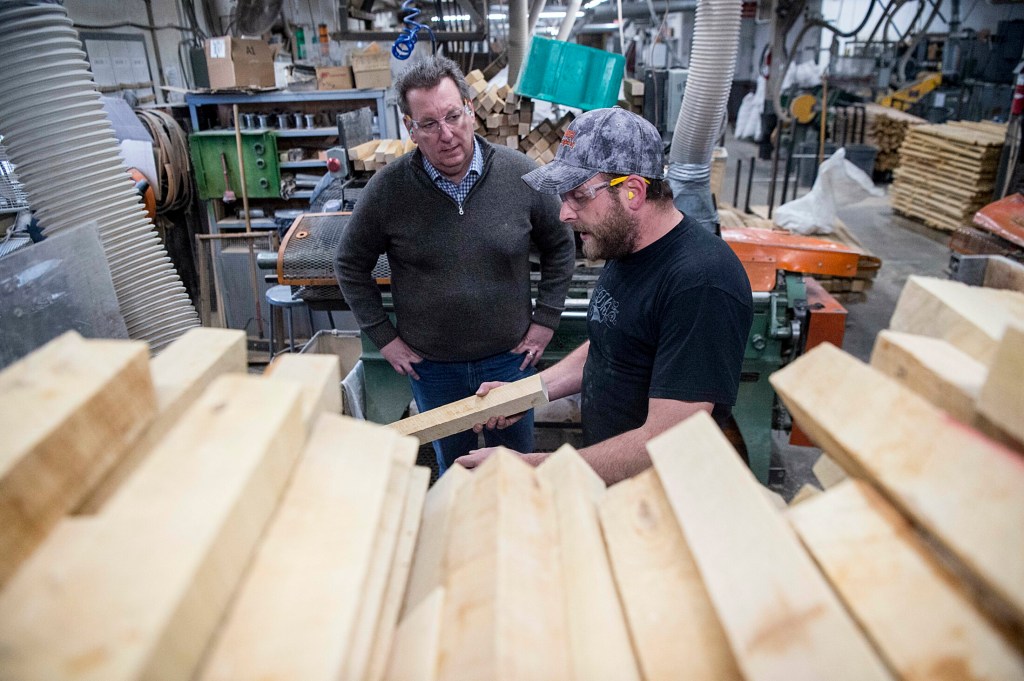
left=560, top=176, right=650, bottom=211
left=407, top=102, right=472, bottom=136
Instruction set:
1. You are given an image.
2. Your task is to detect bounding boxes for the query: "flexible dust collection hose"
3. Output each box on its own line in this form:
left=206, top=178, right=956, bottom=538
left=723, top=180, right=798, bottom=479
left=0, top=0, right=199, bottom=350
left=666, top=0, right=743, bottom=232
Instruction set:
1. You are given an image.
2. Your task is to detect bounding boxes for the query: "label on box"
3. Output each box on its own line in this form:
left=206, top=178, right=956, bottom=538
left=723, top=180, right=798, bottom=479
left=210, top=38, right=226, bottom=58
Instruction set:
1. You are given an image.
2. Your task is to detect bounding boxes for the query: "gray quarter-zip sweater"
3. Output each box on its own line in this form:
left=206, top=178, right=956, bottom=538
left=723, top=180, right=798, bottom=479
left=334, top=135, right=575, bottom=362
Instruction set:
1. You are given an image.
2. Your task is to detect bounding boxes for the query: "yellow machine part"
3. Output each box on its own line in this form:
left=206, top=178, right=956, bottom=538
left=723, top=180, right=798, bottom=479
left=878, top=71, right=942, bottom=111
left=789, top=93, right=818, bottom=124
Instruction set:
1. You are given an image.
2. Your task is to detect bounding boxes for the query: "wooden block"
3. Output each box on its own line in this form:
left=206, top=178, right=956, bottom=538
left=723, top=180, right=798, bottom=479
left=342, top=437, right=418, bottom=681
left=198, top=414, right=399, bottom=681
left=623, top=78, right=645, bottom=97
left=264, top=352, right=342, bottom=430
left=790, top=480, right=1024, bottom=680
left=465, top=69, right=485, bottom=84
left=770, top=343, right=1024, bottom=633
left=0, top=332, right=156, bottom=588
left=527, top=129, right=543, bottom=144
left=600, top=467, right=739, bottom=680
left=0, top=375, right=305, bottom=681
left=348, top=139, right=379, bottom=161
left=385, top=587, right=445, bottom=681
left=518, top=122, right=531, bottom=136
left=404, top=138, right=417, bottom=154
left=537, top=446, right=640, bottom=681
left=789, top=483, right=822, bottom=506
left=889, top=276, right=1024, bottom=365
left=390, top=374, right=548, bottom=444
left=374, top=139, right=393, bottom=164
left=977, top=323, right=1024, bottom=449
left=540, top=148, right=555, bottom=164
left=76, top=328, right=247, bottom=514
left=870, top=330, right=987, bottom=426
left=649, top=411, right=893, bottom=681
left=508, top=112, right=520, bottom=125
left=402, top=465, right=471, bottom=618
left=486, top=112, right=503, bottom=129
left=436, top=450, right=570, bottom=681
left=497, top=84, right=511, bottom=99
left=366, top=465, right=431, bottom=681
left=505, top=136, right=518, bottom=149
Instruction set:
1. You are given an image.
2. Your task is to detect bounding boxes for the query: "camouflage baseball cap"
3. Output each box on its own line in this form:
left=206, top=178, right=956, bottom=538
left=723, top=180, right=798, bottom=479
left=522, top=107, right=665, bottom=195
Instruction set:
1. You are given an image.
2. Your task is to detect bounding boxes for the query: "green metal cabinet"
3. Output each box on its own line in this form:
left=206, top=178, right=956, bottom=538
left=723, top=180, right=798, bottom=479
left=188, top=130, right=280, bottom=200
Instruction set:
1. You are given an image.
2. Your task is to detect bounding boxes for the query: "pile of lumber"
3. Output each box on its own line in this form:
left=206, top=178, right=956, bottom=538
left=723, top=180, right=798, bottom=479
left=863, top=103, right=925, bottom=173
left=465, top=69, right=535, bottom=151
left=520, top=112, right=576, bottom=164
left=4, top=299, right=1024, bottom=680
left=891, top=120, right=1007, bottom=232
left=347, top=138, right=417, bottom=172
left=619, top=77, right=644, bottom=114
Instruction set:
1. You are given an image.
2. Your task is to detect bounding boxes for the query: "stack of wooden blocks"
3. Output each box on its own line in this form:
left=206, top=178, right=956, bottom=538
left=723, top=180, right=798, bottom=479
left=891, top=120, right=1006, bottom=232
left=620, top=78, right=645, bottom=114
left=347, top=138, right=417, bottom=172
left=3, top=266, right=1023, bottom=681
left=862, top=103, right=925, bottom=174
left=464, top=69, right=534, bottom=153
left=520, top=113, right=576, bottom=164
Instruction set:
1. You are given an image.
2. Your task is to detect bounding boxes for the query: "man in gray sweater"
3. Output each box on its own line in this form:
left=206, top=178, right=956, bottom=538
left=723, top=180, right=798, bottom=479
left=334, top=56, right=574, bottom=474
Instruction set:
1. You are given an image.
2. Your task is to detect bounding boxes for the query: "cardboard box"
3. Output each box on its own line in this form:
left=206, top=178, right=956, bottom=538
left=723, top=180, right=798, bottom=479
left=350, top=43, right=392, bottom=89
left=316, top=65, right=354, bottom=90
left=205, top=37, right=275, bottom=89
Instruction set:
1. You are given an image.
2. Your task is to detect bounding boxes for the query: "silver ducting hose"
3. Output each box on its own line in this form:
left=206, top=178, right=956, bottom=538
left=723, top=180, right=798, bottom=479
left=508, top=0, right=531, bottom=86
left=666, top=0, right=742, bottom=231
left=0, top=1, right=199, bottom=351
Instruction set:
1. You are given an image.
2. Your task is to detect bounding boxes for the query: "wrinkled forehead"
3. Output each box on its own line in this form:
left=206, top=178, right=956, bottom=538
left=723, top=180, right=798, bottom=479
left=406, top=78, right=464, bottom=120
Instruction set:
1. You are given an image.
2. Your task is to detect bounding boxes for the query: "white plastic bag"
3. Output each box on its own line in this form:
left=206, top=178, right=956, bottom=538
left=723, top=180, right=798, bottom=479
left=773, top=147, right=884, bottom=235
left=734, top=76, right=766, bottom=140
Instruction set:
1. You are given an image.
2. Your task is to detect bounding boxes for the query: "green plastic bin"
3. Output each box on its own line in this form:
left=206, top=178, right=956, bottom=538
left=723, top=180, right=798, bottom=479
left=516, top=36, right=625, bottom=111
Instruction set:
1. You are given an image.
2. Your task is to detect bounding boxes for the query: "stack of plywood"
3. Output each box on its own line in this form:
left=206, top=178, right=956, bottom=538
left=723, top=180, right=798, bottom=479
left=347, top=138, right=417, bottom=172
left=4, top=301, right=1023, bottom=680
left=891, top=120, right=1006, bottom=232
left=863, top=103, right=925, bottom=173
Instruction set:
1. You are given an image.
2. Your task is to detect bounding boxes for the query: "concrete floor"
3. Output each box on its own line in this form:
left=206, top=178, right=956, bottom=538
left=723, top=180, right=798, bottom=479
left=721, top=134, right=952, bottom=499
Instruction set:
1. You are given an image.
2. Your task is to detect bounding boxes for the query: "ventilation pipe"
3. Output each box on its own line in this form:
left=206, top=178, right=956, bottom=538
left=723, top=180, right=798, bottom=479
left=556, top=0, right=585, bottom=41
left=0, top=1, right=199, bottom=351
left=666, top=0, right=742, bottom=232
left=508, top=0, right=531, bottom=85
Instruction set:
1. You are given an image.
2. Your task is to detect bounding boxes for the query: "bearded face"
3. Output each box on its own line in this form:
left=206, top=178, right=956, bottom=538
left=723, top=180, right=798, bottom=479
left=577, top=195, right=639, bottom=260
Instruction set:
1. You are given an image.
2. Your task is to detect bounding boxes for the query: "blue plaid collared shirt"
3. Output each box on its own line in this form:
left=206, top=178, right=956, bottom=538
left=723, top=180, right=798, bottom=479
left=421, top=139, right=483, bottom=209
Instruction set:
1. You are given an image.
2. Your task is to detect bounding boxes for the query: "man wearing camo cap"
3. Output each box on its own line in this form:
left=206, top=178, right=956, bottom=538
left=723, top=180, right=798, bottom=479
left=458, top=107, right=753, bottom=484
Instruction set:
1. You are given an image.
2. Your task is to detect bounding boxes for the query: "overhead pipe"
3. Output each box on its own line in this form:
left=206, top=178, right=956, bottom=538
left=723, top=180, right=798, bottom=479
left=0, top=1, right=199, bottom=351
left=507, top=0, right=530, bottom=85
left=587, top=0, right=696, bottom=22
left=556, top=0, right=585, bottom=40
left=666, top=0, right=742, bottom=231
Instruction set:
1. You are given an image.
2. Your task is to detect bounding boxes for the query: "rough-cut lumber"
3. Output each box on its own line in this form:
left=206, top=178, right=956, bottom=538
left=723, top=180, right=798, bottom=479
left=0, top=332, right=156, bottom=588
left=649, top=411, right=893, bottom=681
left=366, top=465, right=431, bottom=681
left=870, top=330, right=987, bottom=425
left=537, top=446, right=641, bottom=681
left=401, top=465, right=471, bottom=619
left=198, top=414, right=400, bottom=681
left=76, top=328, right=246, bottom=514
left=0, top=375, right=304, bottom=681
left=771, top=343, right=1024, bottom=633
left=790, top=480, right=1024, bottom=680
left=977, top=323, right=1024, bottom=450
left=342, top=437, right=418, bottom=681
left=812, top=453, right=847, bottom=489
left=391, top=374, right=548, bottom=444
left=889, top=276, right=1024, bottom=365
left=600, top=467, right=741, bottom=681
left=264, top=352, right=342, bottom=429
left=385, top=587, right=445, bottom=681
left=436, top=450, right=570, bottom=681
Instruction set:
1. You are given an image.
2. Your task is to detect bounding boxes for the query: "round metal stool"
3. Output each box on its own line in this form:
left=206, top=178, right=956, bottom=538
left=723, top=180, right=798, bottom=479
left=266, top=285, right=307, bottom=356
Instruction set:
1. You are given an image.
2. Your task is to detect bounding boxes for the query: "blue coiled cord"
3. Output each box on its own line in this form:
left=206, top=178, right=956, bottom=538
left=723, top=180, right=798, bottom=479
left=392, top=0, right=436, bottom=60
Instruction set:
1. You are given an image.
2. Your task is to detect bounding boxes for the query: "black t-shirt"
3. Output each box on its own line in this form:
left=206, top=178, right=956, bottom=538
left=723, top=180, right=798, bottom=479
left=581, top=215, right=753, bottom=446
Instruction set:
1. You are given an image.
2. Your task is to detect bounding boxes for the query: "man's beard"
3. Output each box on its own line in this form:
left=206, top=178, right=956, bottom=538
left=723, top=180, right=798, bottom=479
left=580, top=200, right=638, bottom=260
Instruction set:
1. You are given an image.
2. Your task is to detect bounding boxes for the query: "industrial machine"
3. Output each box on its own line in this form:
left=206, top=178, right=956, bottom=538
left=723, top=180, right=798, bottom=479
left=266, top=212, right=859, bottom=484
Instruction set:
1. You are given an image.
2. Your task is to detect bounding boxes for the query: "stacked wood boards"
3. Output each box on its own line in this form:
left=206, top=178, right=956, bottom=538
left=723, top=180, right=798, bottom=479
left=3, top=313, right=1022, bottom=679
left=863, top=103, right=925, bottom=173
left=891, top=120, right=1006, bottom=232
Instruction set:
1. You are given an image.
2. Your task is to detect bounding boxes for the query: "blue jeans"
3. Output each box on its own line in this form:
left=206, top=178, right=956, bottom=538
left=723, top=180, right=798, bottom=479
left=408, top=351, right=536, bottom=474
